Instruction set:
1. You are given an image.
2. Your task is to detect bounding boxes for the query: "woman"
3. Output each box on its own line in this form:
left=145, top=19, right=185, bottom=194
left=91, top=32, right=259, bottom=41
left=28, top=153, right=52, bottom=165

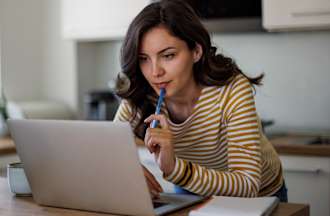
left=114, top=0, right=287, bottom=202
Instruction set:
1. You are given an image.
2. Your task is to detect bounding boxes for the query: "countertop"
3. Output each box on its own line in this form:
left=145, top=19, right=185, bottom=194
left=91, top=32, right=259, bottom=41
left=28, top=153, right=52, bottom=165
left=269, top=134, right=330, bottom=157
left=2, top=134, right=330, bottom=158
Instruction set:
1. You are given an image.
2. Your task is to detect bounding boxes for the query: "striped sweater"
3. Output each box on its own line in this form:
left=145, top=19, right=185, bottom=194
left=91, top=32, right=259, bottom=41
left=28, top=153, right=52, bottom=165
left=114, top=74, right=283, bottom=197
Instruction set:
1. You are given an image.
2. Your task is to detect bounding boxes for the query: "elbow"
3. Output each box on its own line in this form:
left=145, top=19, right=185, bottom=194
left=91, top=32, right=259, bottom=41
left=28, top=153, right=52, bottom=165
left=247, top=178, right=260, bottom=197
left=241, top=175, right=260, bottom=197
left=247, top=189, right=259, bottom=198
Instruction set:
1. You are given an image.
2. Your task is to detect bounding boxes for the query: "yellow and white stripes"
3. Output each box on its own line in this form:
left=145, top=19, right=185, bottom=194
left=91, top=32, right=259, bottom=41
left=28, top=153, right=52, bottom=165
left=114, top=74, right=283, bottom=197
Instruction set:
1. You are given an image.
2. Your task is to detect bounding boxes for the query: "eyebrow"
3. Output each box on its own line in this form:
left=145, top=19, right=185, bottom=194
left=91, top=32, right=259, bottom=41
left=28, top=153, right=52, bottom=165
left=139, top=47, right=176, bottom=56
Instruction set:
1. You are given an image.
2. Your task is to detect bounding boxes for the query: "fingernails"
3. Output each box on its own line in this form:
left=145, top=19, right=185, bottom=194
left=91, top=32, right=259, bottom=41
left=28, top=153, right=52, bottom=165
left=151, top=189, right=157, bottom=194
left=155, top=184, right=163, bottom=193
left=151, top=189, right=159, bottom=198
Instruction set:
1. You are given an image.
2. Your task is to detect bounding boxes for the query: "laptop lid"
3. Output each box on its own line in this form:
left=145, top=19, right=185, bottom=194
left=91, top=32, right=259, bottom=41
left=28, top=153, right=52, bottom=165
left=8, top=119, right=156, bottom=216
left=8, top=119, right=204, bottom=216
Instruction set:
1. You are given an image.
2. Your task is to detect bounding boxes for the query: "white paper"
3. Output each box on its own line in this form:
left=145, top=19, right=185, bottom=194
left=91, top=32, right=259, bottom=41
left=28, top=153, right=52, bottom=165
left=189, top=196, right=279, bottom=216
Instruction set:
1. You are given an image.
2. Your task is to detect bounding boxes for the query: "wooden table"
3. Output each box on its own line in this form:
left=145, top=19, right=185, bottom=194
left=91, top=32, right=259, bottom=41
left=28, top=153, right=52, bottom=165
left=0, top=137, right=16, bottom=155
left=0, top=177, right=309, bottom=216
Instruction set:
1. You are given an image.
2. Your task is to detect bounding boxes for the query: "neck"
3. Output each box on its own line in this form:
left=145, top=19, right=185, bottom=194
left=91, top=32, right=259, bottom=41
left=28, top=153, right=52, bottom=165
left=165, top=82, right=202, bottom=124
left=166, top=82, right=202, bottom=108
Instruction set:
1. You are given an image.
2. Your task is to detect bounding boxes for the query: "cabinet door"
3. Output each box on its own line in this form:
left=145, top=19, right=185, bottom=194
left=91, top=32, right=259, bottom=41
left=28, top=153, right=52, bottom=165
left=62, top=0, right=150, bottom=41
left=263, top=0, right=330, bottom=31
left=280, top=155, right=330, bottom=216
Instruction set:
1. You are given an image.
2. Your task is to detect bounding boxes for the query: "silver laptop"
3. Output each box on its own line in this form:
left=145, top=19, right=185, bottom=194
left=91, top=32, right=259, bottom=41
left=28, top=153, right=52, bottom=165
left=8, top=119, right=204, bottom=216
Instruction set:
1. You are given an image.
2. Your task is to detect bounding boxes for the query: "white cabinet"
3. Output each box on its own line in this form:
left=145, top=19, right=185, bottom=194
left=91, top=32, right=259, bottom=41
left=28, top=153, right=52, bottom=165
left=280, top=155, right=330, bottom=216
left=61, top=0, right=150, bottom=41
left=262, top=0, right=330, bottom=31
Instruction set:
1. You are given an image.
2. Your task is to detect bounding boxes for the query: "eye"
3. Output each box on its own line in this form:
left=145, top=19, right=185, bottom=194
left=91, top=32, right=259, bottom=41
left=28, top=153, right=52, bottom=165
left=163, top=53, right=175, bottom=60
left=138, top=56, right=148, bottom=63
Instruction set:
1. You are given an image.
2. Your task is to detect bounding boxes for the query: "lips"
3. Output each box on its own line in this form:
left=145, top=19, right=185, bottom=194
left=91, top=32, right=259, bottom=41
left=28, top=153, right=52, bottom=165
left=154, top=81, right=171, bottom=89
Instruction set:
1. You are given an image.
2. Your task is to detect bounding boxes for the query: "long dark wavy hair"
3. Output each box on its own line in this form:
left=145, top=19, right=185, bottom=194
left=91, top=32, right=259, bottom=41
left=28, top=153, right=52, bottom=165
left=115, top=0, right=263, bottom=139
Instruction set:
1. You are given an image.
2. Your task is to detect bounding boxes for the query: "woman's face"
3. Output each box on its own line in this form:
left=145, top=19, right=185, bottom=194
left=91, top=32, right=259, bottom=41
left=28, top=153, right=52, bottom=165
left=138, top=25, right=201, bottom=98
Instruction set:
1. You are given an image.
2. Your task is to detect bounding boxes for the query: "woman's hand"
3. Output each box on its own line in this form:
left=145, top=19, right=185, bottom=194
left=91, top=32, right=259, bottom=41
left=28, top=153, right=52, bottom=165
left=142, top=165, right=163, bottom=199
left=144, top=114, right=176, bottom=176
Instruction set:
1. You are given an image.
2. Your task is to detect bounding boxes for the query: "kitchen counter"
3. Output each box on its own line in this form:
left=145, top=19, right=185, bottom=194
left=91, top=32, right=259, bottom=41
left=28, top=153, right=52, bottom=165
left=270, top=134, right=330, bottom=157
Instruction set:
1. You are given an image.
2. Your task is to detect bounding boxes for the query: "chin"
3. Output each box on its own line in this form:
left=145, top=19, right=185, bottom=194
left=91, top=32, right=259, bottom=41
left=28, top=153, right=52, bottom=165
left=163, top=89, right=173, bottom=98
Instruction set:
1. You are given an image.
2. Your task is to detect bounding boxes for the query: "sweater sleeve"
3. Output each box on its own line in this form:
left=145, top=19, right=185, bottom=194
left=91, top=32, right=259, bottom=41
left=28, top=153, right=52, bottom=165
left=164, top=76, right=262, bottom=197
left=113, top=99, right=133, bottom=122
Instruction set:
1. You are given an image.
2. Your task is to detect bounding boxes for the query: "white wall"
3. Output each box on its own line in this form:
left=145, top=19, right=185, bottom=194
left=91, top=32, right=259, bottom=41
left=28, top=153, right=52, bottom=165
left=42, top=0, right=77, bottom=112
left=0, top=0, right=78, bottom=113
left=76, top=41, right=122, bottom=118
left=79, top=31, right=330, bottom=132
left=1, top=0, right=44, bottom=100
left=212, top=31, right=330, bottom=132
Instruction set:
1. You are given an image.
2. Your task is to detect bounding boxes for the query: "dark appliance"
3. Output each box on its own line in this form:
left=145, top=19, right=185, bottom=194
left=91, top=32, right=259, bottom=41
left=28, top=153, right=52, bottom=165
left=84, top=90, right=120, bottom=121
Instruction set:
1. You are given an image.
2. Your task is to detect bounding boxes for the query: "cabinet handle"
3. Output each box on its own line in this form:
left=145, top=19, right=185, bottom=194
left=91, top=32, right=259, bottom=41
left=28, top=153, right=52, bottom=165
left=291, top=10, right=330, bottom=17
left=284, top=168, right=323, bottom=174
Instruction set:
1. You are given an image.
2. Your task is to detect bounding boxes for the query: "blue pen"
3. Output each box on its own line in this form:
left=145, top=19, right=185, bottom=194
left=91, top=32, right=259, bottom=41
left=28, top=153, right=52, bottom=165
left=151, top=88, right=166, bottom=128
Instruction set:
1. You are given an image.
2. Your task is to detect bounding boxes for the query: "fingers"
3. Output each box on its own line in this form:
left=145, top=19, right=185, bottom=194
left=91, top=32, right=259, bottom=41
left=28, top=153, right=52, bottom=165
left=144, top=114, right=169, bottom=129
left=144, top=129, right=157, bottom=153
left=146, top=179, right=161, bottom=199
left=150, top=188, right=160, bottom=199
left=145, top=169, right=163, bottom=193
left=143, top=166, right=163, bottom=199
left=144, top=128, right=172, bottom=153
left=143, top=166, right=163, bottom=192
left=144, top=114, right=171, bottom=153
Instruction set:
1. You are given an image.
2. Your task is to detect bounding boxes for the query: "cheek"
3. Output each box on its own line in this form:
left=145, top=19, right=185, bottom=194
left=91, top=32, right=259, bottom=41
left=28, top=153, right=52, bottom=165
left=170, top=57, right=194, bottom=79
left=140, top=64, right=152, bottom=81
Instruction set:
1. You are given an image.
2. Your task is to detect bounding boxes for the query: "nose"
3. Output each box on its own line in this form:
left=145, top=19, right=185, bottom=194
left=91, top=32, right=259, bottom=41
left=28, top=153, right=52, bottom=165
left=151, top=61, right=165, bottom=78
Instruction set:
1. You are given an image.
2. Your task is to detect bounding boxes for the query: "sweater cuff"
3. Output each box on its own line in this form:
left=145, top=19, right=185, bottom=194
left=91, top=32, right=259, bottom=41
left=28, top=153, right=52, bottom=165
left=164, top=157, right=193, bottom=188
left=164, top=157, right=182, bottom=182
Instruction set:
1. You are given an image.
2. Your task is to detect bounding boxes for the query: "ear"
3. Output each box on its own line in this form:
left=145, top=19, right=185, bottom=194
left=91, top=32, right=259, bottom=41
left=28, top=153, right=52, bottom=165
left=193, top=43, right=203, bottom=63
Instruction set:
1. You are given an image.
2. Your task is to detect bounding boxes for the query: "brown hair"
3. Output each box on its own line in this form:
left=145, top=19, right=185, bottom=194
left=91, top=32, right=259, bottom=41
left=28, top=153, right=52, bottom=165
left=116, top=0, right=263, bottom=139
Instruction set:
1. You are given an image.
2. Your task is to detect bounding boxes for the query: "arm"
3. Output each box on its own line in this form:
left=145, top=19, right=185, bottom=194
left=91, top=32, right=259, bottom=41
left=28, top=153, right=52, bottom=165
left=114, top=100, right=146, bottom=145
left=113, top=99, right=133, bottom=122
left=163, top=77, right=261, bottom=197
